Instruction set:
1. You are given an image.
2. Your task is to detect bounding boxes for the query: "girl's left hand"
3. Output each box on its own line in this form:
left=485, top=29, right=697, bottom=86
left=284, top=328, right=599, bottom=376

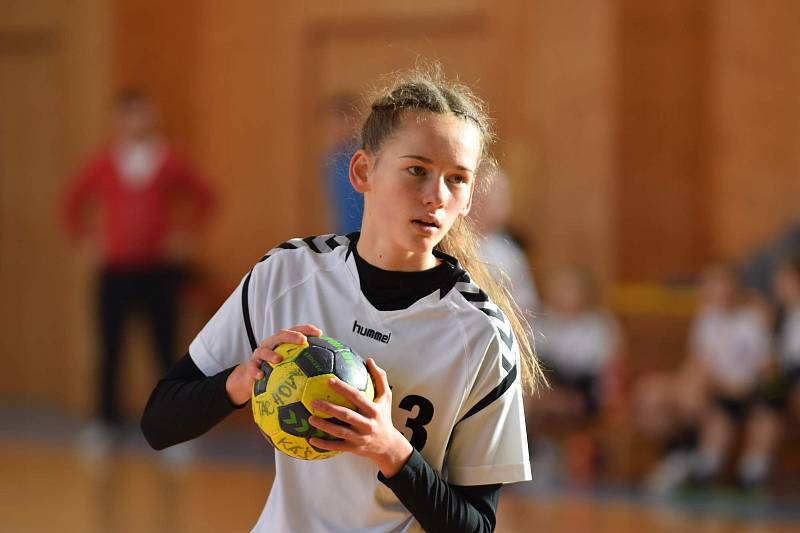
left=308, top=358, right=413, bottom=478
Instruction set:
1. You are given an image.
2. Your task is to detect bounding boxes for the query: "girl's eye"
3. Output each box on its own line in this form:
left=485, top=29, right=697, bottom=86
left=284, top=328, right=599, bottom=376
left=407, top=166, right=426, bottom=177
left=448, top=174, right=468, bottom=185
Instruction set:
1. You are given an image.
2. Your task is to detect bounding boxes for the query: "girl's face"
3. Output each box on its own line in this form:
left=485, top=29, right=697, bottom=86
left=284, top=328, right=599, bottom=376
left=351, top=112, right=482, bottom=270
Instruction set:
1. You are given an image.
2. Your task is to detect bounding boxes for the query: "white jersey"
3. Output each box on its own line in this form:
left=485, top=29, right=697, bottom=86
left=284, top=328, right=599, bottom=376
left=189, top=234, right=531, bottom=533
left=535, top=309, right=620, bottom=378
left=690, top=304, right=771, bottom=390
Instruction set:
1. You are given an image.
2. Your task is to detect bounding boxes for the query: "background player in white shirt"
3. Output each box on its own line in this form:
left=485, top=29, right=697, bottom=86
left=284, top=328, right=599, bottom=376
left=635, top=263, right=772, bottom=493
left=687, top=263, right=772, bottom=484
left=527, top=265, right=622, bottom=487
left=471, top=167, right=539, bottom=318
left=141, top=66, right=542, bottom=532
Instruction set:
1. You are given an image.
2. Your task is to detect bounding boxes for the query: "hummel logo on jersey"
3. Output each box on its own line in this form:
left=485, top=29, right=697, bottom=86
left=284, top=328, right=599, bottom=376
left=352, top=320, right=391, bottom=344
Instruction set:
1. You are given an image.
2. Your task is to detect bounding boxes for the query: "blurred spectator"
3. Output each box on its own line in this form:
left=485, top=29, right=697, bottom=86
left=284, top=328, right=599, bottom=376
left=636, top=263, right=772, bottom=494
left=527, top=265, right=622, bottom=486
left=62, top=89, right=215, bottom=455
left=688, top=264, right=772, bottom=485
left=321, top=92, right=363, bottom=234
left=744, top=254, right=800, bottom=487
left=740, top=221, right=800, bottom=302
left=470, top=167, right=539, bottom=317
left=768, top=254, right=800, bottom=417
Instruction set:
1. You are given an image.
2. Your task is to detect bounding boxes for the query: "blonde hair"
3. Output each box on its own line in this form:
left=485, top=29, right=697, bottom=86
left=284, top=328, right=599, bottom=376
left=359, top=64, right=543, bottom=392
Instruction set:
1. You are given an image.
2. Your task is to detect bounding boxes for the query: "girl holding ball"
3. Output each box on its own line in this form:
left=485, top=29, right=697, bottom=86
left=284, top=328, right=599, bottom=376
left=143, top=65, right=540, bottom=532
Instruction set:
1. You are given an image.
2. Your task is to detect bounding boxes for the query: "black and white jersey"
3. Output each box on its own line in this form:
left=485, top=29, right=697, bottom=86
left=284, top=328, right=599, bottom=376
left=189, top=234, right=530, bottom=533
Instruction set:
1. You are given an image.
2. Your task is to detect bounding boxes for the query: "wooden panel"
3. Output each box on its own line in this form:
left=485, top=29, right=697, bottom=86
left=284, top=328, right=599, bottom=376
left=183, top=0, right=306, bottom=288
left=617, top=0, right=711, bottom=281
left=0, top=33, right=66, bottom=402
left=708, top=0, right=800, bottom=259
left=0, top=0, right=111, bottom=413
left=112, top=0, right=202, bottom=149
left=516, top=0, right=618, bottom=284
left=0, top=0, right=60, bottom=30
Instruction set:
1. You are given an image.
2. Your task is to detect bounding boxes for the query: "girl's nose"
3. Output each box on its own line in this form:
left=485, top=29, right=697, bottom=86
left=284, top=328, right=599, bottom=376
left=422, top=175, right=447, bottom=207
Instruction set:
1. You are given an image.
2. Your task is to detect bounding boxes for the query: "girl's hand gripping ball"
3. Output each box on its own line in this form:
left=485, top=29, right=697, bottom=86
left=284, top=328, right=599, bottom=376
left=251, top=335, right=375, bottom=460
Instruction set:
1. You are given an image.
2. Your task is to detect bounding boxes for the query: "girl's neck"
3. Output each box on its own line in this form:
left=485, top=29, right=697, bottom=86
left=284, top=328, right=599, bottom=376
left=355, top=230, right=438, bottom=272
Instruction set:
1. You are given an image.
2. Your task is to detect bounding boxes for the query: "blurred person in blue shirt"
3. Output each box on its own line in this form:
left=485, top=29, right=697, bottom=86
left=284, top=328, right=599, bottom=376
left=321, top=93, right=363, bottom=234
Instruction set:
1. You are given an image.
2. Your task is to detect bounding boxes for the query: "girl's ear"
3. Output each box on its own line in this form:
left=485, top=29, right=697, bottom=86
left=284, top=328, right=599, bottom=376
left=460, top=181, right=476, bottom=217
left=349, top=149, right=372, bottom=193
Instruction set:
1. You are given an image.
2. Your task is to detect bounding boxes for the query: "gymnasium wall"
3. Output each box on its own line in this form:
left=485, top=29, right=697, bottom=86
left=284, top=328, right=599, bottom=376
left=109, top=0, right=800, bottom=285
left=0, top=0, right=110, bottom=413
left=1, top=0, right=799, bottom=416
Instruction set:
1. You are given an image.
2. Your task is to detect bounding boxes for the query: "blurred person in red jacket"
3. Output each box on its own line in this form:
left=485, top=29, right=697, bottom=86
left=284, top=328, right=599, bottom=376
left=62, top=89, right=214, bottom=454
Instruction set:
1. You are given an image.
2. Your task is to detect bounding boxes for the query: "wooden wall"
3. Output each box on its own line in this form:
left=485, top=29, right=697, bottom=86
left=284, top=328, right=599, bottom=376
left=617, top=0, right=711, bottom=281
left=108, top=0, right=800, bottom=289
left=708, top=0, right=800, bottom=260
left=0, top=0, right=111, bottom=413
left=2, top=0, right=800, bottom=416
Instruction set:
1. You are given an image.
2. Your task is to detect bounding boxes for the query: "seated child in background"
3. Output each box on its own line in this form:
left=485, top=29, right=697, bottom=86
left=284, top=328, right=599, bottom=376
left=534, top=265, right=621, bottom=424
left=636, top=263, right=773, bottom=494
left=471, top=167, right=539, bottom=317
left=527, top=265, right=622, bottom=485
left=743, top=254, right=800, bottom=488
left=687, top=263, right=773, bottom=485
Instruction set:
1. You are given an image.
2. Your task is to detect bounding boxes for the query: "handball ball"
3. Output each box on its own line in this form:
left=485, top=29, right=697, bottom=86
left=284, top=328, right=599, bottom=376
left=251, top=335, right=375, bottom=460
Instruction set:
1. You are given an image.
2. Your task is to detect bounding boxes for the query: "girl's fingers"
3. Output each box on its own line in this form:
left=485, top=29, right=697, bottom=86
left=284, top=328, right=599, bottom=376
left=327, top=378, right=377, bottom=416
left=249, top=359, right=264, bottom=380
left=257, top=324, right=324, bottom=360
left=307, top=416, right=357, bottom=440
left=269, top=329, right=307, bottom=348
left=311, top=400, right=369, bottom=431
left=253, top=346, right=282, bottom=365
left=366, top=358, right=390, bottom=398
left=308, top=437, right=349, bottom=452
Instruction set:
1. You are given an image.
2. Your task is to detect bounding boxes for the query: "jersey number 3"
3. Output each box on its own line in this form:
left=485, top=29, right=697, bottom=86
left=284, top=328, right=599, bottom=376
left=398, top=395, right=434, bottom=450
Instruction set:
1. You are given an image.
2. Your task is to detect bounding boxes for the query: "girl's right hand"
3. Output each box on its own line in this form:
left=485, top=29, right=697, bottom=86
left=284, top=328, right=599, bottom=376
left=225, top=324, right=322, bottom=406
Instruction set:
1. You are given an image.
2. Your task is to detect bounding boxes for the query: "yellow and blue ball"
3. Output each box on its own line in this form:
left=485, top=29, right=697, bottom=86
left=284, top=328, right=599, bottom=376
left=251, top=336, right=375, bottom=460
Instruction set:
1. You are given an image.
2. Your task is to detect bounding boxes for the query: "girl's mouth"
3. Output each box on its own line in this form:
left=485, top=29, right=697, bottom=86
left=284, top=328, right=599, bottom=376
left=412, top=219, right=440, bottom=234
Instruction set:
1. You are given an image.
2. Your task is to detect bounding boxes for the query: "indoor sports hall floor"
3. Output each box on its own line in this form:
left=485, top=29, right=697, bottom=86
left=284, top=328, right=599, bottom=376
left=1, top=407, right=798, bottom=533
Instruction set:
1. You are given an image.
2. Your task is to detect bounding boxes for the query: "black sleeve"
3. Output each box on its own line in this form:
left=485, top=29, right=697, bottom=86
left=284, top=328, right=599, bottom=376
left=378, top=448, right=502, bottom=532
left=140, top=352, right=247, bottom=450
